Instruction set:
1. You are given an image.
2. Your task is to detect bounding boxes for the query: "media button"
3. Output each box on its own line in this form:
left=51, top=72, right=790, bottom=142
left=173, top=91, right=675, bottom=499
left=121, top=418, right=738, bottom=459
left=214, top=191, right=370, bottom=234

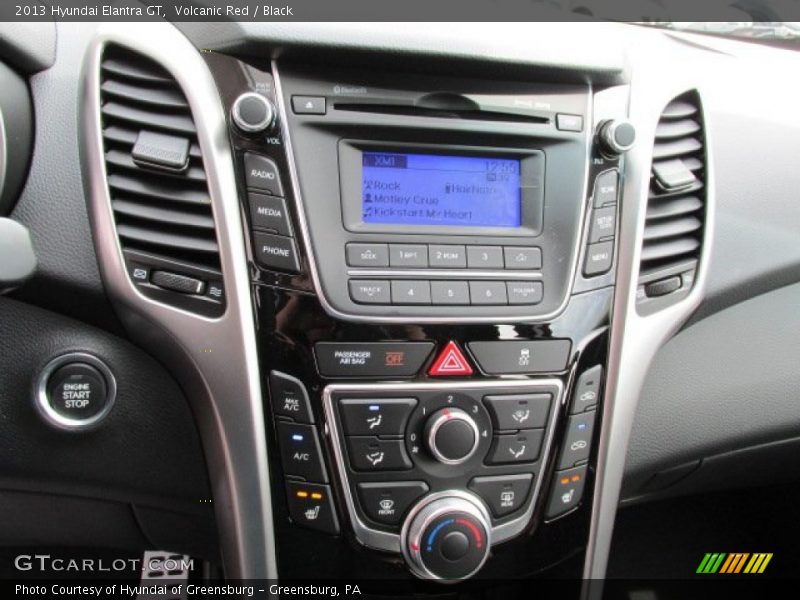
left=249, top=192, right=292, bottom=236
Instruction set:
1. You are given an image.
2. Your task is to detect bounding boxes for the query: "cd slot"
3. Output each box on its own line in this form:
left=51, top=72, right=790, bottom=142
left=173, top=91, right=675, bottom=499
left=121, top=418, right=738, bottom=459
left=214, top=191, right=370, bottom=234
left=333, top=102, right=550, bottom=125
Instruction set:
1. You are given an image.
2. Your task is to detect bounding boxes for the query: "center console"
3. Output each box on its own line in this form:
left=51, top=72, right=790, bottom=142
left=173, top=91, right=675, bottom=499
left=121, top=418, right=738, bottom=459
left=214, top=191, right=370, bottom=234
left=205, top=54, right=631, bottom=583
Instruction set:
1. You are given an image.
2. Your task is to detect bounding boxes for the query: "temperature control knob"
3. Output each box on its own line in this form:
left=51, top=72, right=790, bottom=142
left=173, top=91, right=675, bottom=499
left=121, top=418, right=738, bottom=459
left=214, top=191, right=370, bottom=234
left=401, top=493, right=491, bottom=581
left=424, top=407, right=479, bottom=465
left=231, top=92, right=277, bottom=134
left=597, top=119, right=636, bottom=156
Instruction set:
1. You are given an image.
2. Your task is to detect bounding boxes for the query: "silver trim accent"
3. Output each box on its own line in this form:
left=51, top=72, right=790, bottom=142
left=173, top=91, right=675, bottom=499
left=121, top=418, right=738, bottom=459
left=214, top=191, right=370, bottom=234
left=346, top=269, right=543, bottom=280
left=231, top=92, right=276, bottom=134
left=81, top=24, right=276, bottom=579
left=272, top=63, right=592, bottom=324
left=34, top=353, right=117, bottom=431
left=425, top=408, right=480, bottom=465
left=400, top=491, right=491, bottom=581
left=322, top=379, right=563, bottom=554
left=583, top=84, right=714, bottom=580
left=0, top=102, right=6, bottom=204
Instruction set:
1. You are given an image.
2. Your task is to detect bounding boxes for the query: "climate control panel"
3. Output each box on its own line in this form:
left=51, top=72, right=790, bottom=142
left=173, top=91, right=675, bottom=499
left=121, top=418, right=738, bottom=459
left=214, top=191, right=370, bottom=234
left=322, top=380, right=564, bottom=569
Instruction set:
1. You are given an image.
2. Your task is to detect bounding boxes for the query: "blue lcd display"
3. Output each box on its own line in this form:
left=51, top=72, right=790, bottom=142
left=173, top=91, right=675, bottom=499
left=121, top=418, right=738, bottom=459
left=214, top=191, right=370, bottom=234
left=361, top=152, right=522, bottom=228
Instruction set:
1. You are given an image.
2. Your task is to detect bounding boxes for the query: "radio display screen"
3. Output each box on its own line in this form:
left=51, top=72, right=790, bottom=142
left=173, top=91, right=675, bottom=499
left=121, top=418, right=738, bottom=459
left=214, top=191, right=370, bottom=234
left=361, top=151, right=522, bottom=228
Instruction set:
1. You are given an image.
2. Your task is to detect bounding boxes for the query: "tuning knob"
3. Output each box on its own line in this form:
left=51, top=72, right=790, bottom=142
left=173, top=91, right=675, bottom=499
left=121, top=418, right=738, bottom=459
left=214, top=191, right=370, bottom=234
left=231, top=92, right=277, bottom=134
left=597, top=119, right=636, bottom=156
left=401, top=493, right=491, bottom=581
left=424, top=407, right=480, bottom=465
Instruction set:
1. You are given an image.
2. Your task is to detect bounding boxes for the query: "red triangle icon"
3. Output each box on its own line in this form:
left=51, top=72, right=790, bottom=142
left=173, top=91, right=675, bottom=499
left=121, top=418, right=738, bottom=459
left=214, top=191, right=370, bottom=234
left=428, top=341, right=473, bottom=377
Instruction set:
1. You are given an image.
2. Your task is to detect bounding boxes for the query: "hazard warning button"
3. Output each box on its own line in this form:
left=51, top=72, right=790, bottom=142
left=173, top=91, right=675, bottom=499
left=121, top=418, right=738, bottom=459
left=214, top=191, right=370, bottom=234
left=428, top=341, right=474, bottom=377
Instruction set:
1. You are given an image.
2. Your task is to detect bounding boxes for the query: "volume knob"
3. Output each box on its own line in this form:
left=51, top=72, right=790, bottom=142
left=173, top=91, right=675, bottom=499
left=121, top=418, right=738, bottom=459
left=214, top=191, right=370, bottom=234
left=231, top=92, right=277, bottom=134
left=424, top=407, right=480, bottom=465
left=597, top=119, right=636, bottom=156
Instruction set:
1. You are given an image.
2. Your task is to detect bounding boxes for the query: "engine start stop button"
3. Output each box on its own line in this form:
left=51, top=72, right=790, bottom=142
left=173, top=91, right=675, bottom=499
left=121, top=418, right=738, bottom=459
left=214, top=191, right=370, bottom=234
left=36, top=353, right=116, bottom=430
left=47, top=363, right=108, bottom=419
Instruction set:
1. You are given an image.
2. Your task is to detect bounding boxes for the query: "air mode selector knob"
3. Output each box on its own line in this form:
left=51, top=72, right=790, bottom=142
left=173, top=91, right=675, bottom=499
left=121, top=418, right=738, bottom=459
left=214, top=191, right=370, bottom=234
left=424, top=407, right=480, bottom=465
left=231, top=92, right=277, bottom=134
left=401, top=493, right=491, bottom=581
left=597, top=119, right=636, bottom=156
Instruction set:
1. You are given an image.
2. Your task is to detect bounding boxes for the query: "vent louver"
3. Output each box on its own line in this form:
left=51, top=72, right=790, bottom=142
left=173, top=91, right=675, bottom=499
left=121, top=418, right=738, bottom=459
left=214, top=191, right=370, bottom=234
left=99, top=45, right=224, bottom=315
left=640, top=92, right=706, bottom=280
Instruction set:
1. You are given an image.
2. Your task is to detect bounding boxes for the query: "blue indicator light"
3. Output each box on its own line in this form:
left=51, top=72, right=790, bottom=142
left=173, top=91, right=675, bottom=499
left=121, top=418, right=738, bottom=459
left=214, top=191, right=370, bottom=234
left=426, top=518, right=454, bottom=550
left=368, top=405, right=380, bottom=411
left=577, top=423, right=588, bottom=431
left=291, top=434, right=304, bottom=442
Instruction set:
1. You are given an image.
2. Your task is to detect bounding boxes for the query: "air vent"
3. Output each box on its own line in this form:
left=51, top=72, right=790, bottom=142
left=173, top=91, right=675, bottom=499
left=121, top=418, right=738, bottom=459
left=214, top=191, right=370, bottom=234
left=99, top=45, right=224, bottom=315
left=637, top=91, right=706, bottom=309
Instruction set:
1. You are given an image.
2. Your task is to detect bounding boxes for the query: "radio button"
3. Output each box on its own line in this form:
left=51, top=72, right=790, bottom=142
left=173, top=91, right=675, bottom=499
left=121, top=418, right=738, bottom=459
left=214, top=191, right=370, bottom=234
left=349, top=279, right=391, bottom=304
left=503, top=247, right=542, bottom=270
left=346, top=243, right=389, bottom=267
left=243, top=152, right=283, bottom=196
left=389, top=244, right=428, bottom=267
left=469, top=281, right=507, bottom=305
left=431, top=281, right=470, bottom=305
left=506, top=281, right=543, bottom=305
left=469, top=474, right=533, bottom=518
left=429, top=245, right=467, bottom=268
left=391, top=280, right=431, bottom=305
left=357, top=481, right=428, bottom=526
left=467, top=246, right=504, bottom=269
left=340, top=398, right=417, bottom=436
left=249, top=193, right=292, bottom=236
left=347, top=437, right=412, bottom=471
left=487, top=429, right=544, bottom=464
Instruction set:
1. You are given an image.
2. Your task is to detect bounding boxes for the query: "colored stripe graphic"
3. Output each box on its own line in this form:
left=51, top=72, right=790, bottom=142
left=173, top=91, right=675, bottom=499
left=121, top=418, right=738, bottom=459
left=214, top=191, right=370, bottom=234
left=698, top=552, right=773, bottom=574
